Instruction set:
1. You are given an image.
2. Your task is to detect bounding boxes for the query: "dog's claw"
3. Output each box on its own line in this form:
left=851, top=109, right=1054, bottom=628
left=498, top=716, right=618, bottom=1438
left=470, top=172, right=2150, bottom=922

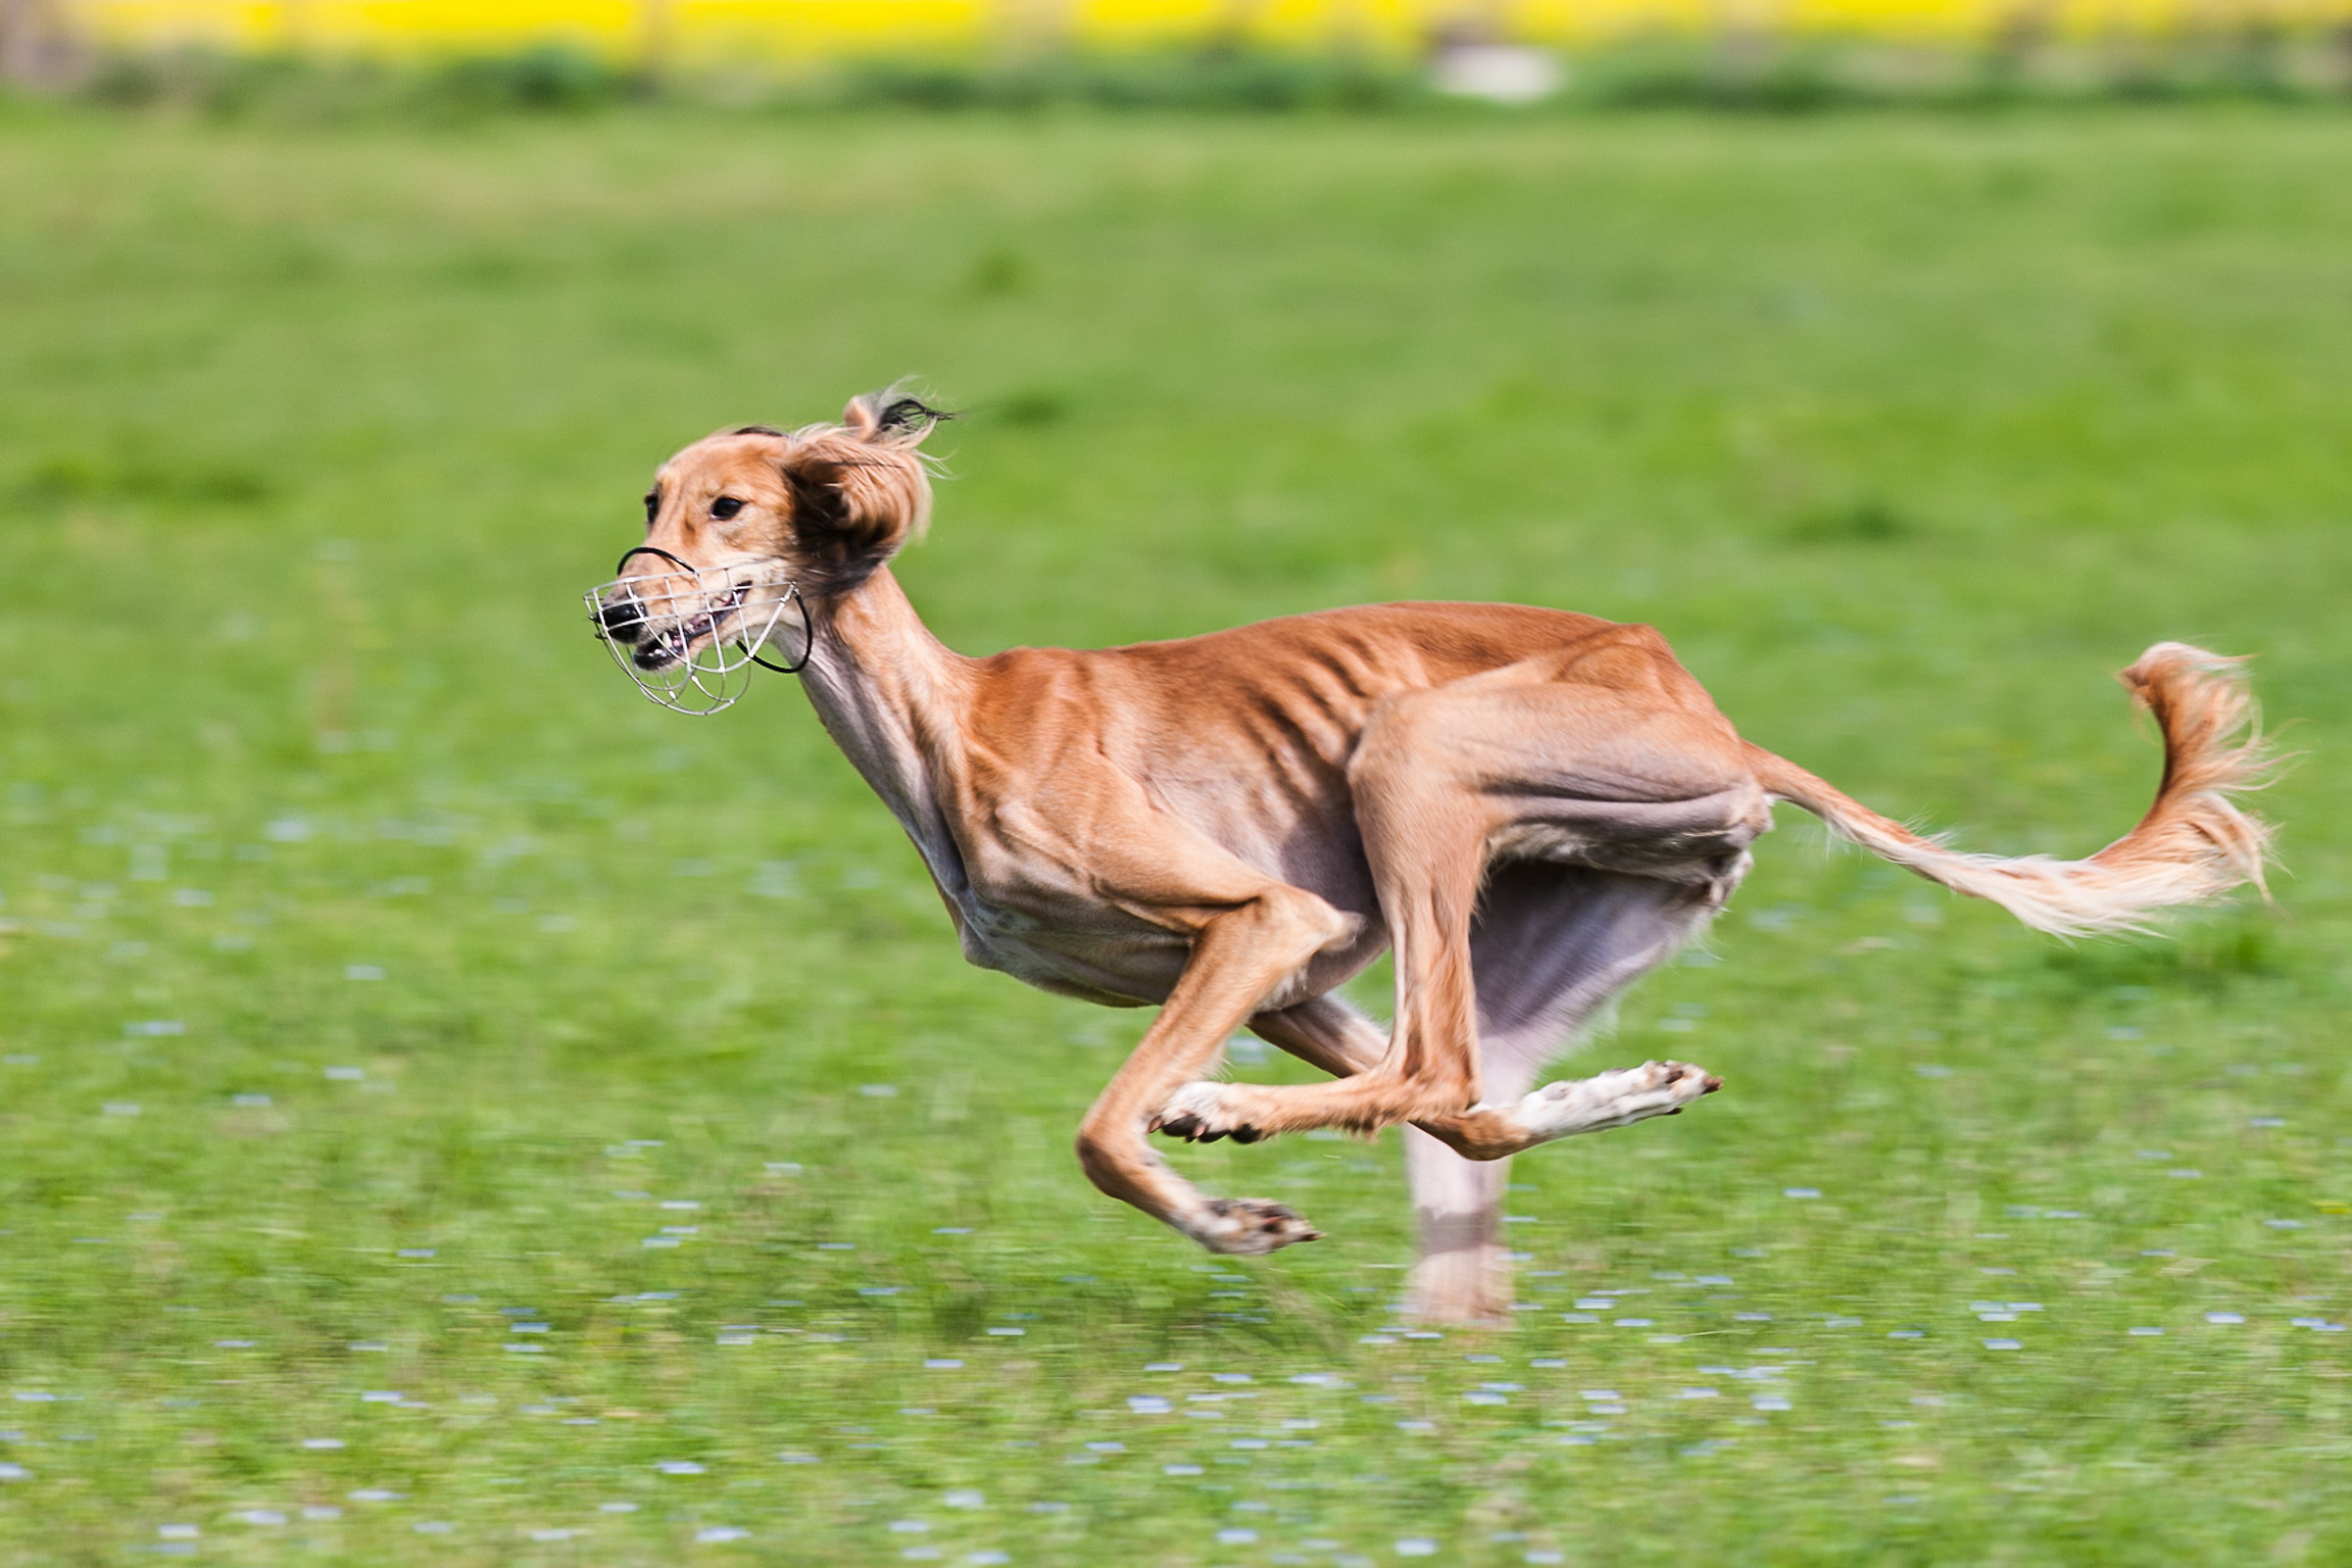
left=1152, top=1109, right=1269, bottom=1147
left=1154, top=1083, right=1281, bottom=1148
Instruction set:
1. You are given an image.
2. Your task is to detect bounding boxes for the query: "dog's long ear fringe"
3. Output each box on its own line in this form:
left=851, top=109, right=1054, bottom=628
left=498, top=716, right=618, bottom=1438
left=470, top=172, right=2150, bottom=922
left=875, top=396, right=955, bottom=440
left=843, top=384, right=956, bottom=446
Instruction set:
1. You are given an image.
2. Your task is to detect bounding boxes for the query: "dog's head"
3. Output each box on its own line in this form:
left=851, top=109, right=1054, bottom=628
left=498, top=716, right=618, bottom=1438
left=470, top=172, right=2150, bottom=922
left=588, top=390, right=946, bottom=711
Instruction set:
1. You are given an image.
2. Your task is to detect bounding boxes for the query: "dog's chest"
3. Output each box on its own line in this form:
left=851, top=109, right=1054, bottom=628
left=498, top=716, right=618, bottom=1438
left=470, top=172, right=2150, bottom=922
left=942, top=873, right=1190, bottom=1004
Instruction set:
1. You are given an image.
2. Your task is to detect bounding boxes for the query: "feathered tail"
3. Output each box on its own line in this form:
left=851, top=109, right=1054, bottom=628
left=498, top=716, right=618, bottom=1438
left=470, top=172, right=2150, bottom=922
left=1746, top=643, right=2278, bottom=939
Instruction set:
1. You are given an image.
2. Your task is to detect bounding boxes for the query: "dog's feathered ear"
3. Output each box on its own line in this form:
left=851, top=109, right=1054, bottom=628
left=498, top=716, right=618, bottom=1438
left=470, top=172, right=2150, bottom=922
left=777, top=427, right=933, bottom=593
left=842, top=387, right=952, bottom=447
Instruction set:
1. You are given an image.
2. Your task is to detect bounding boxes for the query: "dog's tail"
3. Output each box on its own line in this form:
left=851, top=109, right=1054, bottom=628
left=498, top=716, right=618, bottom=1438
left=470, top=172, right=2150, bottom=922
left=1744, top=643, right=2278, bottom=940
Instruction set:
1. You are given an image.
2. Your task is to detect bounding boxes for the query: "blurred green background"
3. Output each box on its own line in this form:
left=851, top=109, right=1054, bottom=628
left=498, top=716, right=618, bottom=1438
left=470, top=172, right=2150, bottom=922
left=0, top=98, right=2348, bottom=1565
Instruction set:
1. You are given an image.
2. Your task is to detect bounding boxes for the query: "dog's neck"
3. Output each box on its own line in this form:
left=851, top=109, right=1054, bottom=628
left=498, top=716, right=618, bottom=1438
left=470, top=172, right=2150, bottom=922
left=793, top=565, right=976, bottom=887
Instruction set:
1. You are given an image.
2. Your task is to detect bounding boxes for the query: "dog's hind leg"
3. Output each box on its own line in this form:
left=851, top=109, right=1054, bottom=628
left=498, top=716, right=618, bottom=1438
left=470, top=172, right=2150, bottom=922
left=1161, top=657, right=1762, bottom=1144
left=1246, top=862, right=1734, bottom=1322
left=1410, top=863, right=1730, bottom=1323
left=1238, top=995, right=1530, bottom=1324
left=1428, top=863, right=1730, bottom=1162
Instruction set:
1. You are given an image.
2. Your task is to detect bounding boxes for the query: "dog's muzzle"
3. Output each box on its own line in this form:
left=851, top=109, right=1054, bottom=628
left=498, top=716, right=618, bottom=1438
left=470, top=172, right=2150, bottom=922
left=585, top=546, right=810, bottom=715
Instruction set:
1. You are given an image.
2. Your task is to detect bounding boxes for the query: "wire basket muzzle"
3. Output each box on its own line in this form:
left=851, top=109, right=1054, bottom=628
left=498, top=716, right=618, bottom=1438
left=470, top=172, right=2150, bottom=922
left=585, top=548, right=809, bottom=716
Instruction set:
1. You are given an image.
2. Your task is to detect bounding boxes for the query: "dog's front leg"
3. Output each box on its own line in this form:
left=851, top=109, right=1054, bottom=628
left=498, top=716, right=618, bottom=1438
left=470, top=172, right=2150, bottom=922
left=1074, top=883, right=1353, bottom=1255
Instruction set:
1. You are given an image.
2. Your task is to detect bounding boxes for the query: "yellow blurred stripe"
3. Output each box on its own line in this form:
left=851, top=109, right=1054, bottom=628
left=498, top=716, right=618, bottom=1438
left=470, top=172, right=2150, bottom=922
left=66, top=0, right=2352, bottom=57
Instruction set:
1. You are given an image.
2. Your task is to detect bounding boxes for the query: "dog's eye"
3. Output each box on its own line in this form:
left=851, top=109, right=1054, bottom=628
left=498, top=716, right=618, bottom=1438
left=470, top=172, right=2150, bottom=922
left=643, top=491, right=659, bottom=524
left=710, top=496, right=745, bottom=521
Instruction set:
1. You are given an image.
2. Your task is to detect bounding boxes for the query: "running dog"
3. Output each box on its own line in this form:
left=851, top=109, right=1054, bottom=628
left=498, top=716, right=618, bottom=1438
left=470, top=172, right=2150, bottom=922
left=588, top=391, right=2275, bottom=1324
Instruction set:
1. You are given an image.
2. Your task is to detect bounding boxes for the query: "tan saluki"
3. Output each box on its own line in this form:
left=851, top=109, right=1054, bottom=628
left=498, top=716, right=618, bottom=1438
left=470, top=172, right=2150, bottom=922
left=588, top=392, right=2276, bottom=1324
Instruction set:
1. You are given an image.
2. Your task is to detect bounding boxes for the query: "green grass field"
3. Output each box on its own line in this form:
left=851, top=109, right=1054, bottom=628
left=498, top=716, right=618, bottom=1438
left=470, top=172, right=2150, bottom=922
left=2, top=101, right=2349, bottom=1566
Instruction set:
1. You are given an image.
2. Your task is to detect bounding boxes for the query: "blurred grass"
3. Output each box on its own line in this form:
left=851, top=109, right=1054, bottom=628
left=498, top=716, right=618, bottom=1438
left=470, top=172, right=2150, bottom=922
left=36, top=30, right=2352, bottom=122
left=0, top=103, right=2349, bottom=1564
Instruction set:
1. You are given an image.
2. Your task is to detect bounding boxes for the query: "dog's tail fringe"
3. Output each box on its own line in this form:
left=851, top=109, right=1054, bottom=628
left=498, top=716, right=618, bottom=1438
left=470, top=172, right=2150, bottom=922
left=1747, top=643, right=2279, bottom=940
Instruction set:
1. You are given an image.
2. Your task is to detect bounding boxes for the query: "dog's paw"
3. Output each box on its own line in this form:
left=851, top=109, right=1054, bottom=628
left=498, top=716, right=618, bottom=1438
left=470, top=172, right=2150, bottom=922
left=1548, top=1057, right=1720, bottom=1103
left=1150, top=1081, right=1266, bottom=1146
left=1196, top=1198, right=1320, bottom=1255
left=1520, top=1059, right=1720, bottom=1140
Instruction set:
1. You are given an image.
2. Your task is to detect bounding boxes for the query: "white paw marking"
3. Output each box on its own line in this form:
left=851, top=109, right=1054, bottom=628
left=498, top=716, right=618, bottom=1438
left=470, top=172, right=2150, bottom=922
left=1514, top=1059, right=1719, bottom=1143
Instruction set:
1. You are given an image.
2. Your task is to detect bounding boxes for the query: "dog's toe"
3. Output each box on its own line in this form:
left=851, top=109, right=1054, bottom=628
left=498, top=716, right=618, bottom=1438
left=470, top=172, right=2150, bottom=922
left=1152, top=1083, right=1275, bottom=1147
left=1200, top=1198, right=1320, bottom=1254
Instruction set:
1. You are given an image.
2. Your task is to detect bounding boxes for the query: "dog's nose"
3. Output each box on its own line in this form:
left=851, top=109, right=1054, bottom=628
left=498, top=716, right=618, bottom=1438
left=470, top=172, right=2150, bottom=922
left=598, top=595, right=647, bottom=643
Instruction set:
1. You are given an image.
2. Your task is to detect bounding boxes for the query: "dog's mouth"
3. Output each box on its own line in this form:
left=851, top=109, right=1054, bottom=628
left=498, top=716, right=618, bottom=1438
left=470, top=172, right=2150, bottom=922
left=585, top=554, right=808, bottom=716
left=630, top=582, right=749, bottom=671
